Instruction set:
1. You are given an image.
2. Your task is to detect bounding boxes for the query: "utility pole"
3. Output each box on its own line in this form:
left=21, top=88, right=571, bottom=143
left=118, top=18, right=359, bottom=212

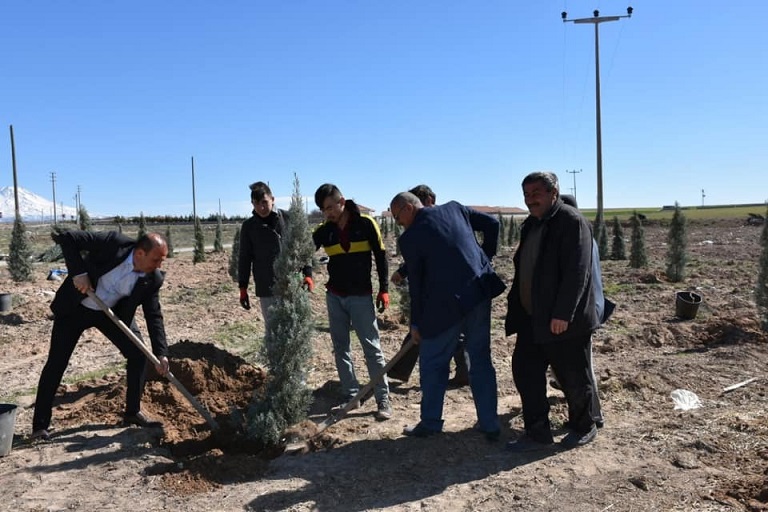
left=9, top=125, right=20, bottom=220
left=562, top=7, right=633, bottom=227
left=566, top=168, right=583, bottom=200
left=191, top=156, right=197, bottom=221
left=50, top=171, right=58, bottom=225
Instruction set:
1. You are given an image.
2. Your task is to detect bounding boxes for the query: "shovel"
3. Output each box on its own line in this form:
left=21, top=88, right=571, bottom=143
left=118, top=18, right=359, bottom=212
left=87, top=291, right=219, bottom=431
left=284, top=334, right=417, bottom=453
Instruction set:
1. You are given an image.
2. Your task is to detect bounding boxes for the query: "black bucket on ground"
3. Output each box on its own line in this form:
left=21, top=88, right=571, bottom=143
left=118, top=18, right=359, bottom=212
left=675, top=291, right=702, bottom=320
left=0, top=404, right=18, bottom=456
left=0, top=293, right=11, bottom=313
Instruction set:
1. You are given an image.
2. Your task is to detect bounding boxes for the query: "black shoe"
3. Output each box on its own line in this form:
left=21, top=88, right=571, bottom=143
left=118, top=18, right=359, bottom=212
left=473, top=423, right=500, bottom=442
left=403, top=423, right=440, bottom=438
left=123, top=411, right=163, bottom=428
left=386, top=370, right=412, bottom=382
left=31, top=429, right=51, bottom=441
left=549, top=378, right=562, bottom=391
left=448, top=373, right=469, bottom=388
left=506, top=434, right=554, bottom=453
left=560, top=424, right=597, bottom=449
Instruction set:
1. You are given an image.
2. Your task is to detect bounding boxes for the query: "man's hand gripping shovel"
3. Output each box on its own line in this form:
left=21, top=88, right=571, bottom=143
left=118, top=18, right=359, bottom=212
left=87, top=291, right=219, bottom=431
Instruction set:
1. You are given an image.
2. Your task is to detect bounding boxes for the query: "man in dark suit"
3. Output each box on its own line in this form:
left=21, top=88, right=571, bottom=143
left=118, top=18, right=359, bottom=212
left=32, top=230, right=171, bottom=441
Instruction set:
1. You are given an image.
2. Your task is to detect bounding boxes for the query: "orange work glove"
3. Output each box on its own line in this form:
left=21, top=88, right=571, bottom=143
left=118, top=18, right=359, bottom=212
left=303, top=276, right=314, bottom=292
left=376, top=291, right=390, bottom=312
left=239, top=288, right=251, bottom=310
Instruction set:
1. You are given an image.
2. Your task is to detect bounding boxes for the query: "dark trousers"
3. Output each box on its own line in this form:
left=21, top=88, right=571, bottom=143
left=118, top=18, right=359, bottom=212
left=33, top=306, right=148, bottom=431
left=511, top=316, right=595, bottom=440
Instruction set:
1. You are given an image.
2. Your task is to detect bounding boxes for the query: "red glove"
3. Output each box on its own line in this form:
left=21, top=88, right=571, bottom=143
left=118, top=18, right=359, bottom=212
left=239, top=288, right=251, bottom=310
left=376, top=292, right=390, bottom=312
left=303, top=276, right=314, bottom=292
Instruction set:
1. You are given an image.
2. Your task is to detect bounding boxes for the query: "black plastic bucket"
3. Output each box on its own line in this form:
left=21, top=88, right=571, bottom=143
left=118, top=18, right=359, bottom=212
left=675, top=291, right=702, bottom=320
left=0, top=404, right=17, bottom=456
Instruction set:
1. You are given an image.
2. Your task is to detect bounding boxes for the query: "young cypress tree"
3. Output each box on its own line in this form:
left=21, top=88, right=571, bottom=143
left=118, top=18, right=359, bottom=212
left=508, top=217, right=520, bottom=246
left=193, top=217, right=206, bottom=264
left=8, top=217, right=33, bottom=282
left=228, top=226, right=241, bottom=282
left=665, top=202, right=687, bottom=282
left=381, top=216, right=389, bottom=239
left=629, top=211, right=648, bottom=269
left=594, top=218, right=608, bottom=260
left=610, top=216, right=626, bottom=260
left=393, top=222, right=402, bottom=256
left=78, top=204, right=92, bottom=231
left=213, top=215, right=224, bottom=253
left=245, top=174, right=314, bottom=444
left=755, top=207, right=768, bottom=331
left=138, top=212, right=147, bottom=239
left=165, top=225, right=175, bottom=258
left=497, top=213, right=506, bottom=247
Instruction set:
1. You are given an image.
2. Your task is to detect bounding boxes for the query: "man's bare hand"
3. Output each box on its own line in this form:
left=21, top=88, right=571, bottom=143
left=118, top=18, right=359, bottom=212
left=390, top=271, right=404, bottom=286
left=550, top=318, right=569, bottom=335
left=410, top=326, right=422, bottom=345
left=73, top=274, right=94, bottom=295
left=155, top=356, right=170, bottom=376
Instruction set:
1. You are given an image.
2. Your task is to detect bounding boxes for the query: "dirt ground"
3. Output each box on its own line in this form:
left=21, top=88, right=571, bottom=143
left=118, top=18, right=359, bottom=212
left=1, top=219, right=767, bottom=511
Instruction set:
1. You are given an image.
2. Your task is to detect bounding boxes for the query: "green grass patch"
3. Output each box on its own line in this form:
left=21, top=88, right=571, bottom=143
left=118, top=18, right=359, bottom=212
left=213, top=321, right=263, bottom=361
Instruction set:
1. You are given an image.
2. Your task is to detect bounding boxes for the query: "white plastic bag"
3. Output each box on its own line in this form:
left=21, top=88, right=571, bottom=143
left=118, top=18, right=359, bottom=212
left=670, top=389, right=702, bottom=410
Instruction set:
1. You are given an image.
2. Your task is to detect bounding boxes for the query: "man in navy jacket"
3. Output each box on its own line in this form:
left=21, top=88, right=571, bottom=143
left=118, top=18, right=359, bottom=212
left=391, top=192, right=505, bottom=439
left=32, top=230, right=170, bottom=440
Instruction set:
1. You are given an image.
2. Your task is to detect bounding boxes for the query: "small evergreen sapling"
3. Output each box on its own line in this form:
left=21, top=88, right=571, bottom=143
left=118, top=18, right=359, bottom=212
left=8, top=217, right=33, bottom=282
left=213, top=216, right=224, bottom=253
left=193, top=217, right=206, bottom=264
left=594, top=218, right=608, bottom=260
left=611, top=216, right=626, bottom=260
left=165, top=225, right=175, bottom=258
left=245, top=175, right=314, bottom=445
left=78, top=205, right=92, bottom=231
left=629, top=211, right=648, bottom=269
left=665, top=202, right=687, bottom=282
left=138, top=212, right=147, bottom=239
left=755, top=206, right=768, bottom=331
left=228, top=226, right=241, bottom=282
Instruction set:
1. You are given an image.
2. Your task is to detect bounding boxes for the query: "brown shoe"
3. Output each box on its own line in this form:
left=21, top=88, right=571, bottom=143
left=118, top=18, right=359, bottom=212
left=123, top=411, right=163, bottom=428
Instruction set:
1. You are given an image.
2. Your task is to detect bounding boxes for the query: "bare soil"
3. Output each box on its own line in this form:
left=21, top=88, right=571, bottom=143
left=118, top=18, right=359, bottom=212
left=1, top=219, right=767, bottom=511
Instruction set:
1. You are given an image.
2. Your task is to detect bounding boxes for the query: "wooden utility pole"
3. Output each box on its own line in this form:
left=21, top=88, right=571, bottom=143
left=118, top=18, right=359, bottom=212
left=9, top=125, right=20, bottom=219
left=562, top=7, right=633, bottom=227
left=566, top=168, right=582, bottom=200
left=191, top=156, right=197, bottom=220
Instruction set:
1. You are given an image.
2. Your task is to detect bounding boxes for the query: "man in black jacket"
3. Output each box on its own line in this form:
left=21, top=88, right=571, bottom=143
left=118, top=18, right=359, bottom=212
left=505, top=172, right=600, bottom=451
left=32, top=231, right=171, bottom=441
left=238, top=181, right=313, bottom=326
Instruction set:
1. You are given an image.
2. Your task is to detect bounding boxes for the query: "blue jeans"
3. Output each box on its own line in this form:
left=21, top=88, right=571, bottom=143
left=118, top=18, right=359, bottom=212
left=326, top=292, right=389, bottom=403
left=418, top=298, right=498, bottom=432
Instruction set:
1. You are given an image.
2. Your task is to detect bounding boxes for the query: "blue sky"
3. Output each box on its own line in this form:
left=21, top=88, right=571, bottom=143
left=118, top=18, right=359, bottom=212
left=2, top=1, right=766, bottom=218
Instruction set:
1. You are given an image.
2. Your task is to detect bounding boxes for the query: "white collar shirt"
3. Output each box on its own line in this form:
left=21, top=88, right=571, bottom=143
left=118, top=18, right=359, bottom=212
left=81, top=251, right=145, bottom=310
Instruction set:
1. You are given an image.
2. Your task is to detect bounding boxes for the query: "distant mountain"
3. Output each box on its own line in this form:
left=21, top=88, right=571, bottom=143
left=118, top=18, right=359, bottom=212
left=0, top=186, right=78, bottom=222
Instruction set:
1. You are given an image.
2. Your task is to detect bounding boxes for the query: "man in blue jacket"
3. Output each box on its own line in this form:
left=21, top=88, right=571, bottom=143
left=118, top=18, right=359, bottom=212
left=391, top=192, right=505, bottom=439
left=505, top=172, right=600, bottom=451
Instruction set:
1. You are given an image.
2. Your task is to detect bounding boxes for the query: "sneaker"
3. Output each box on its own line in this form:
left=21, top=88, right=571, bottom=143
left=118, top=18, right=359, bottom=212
left=506, top=434, right=555, bottom=453
left=375, top=400, right=393, bottom=421
left=560, top=424, right=597, bottom=449
left=403, top=423, right=440, bottom=438
left=31, top=429, right=51, bottom=441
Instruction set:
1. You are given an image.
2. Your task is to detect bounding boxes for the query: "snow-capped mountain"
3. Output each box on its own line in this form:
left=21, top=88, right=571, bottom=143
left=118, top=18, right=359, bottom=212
left=0, top=186, right=78, bottom=222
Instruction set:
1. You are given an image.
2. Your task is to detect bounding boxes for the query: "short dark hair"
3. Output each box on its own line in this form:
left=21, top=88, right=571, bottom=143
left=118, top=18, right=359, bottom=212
left=408, top=184, right=436, bottom=205
left=314, top=183, right=342, bottom=209
left=249, top=181, right=273, bottom=202
left=522, top=171, right=559, bottom=193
